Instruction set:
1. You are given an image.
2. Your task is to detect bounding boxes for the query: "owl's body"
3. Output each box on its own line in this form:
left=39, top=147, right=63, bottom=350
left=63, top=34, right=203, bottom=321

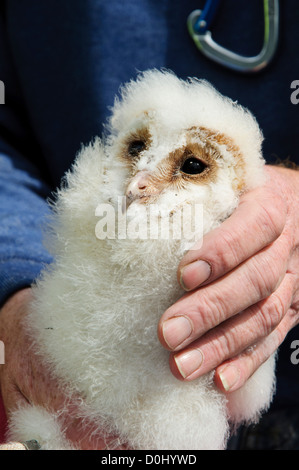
left=8, top=70, right=275, bottom=450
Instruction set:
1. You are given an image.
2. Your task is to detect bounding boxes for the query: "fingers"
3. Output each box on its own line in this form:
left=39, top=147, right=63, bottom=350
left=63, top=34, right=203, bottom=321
left=158, top=232, right=290, bottom=352
left=162, top=170, right=299, bottom=393
left=168, top=273, right=296, bottom=388
left=215, top=307, right=299, bottom=393
left=178, top=186, right=287, bottom=291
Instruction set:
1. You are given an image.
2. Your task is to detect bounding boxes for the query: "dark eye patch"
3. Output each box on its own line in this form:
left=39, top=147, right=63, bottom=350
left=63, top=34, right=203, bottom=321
left=128, top=140, right=146, bottom=157
left=181, top=157, right=207, bottom=175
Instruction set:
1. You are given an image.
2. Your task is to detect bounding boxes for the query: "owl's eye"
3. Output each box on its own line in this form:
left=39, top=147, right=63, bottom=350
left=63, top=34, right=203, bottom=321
left=181, top=158, right=207, bottom=175
left=128, top=140, right=146, bottom=157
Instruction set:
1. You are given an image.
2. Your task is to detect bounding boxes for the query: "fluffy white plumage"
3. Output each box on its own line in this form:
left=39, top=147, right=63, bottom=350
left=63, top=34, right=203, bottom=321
left=7, top=70, right=275, bottom=450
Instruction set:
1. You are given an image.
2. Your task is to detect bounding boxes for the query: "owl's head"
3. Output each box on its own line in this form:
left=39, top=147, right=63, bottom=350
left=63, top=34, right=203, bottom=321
left=103, top=70, right=265, bottom=245
left=50, top=70, right=265, bottom=265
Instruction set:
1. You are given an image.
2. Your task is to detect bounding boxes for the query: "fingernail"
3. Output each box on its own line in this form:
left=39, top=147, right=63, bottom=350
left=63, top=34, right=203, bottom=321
left=218, top=365, right=240, bottom=392
left=180, top=260, right=211, bottom=291
left=162, top=316, right=193, bottom=350
left=174, top=349, right=204, bottom=379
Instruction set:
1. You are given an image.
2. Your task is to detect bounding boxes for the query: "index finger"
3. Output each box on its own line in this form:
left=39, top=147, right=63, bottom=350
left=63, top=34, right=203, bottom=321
left=178, top=185, right=287, bottom=292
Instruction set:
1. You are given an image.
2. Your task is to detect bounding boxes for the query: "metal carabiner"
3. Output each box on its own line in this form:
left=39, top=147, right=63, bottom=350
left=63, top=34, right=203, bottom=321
left=187, top=0, right=279, bottom=73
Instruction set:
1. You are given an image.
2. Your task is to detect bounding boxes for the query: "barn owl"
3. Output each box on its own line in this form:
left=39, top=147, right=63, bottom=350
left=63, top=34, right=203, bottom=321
left=6, top=70, right=275, bottom=450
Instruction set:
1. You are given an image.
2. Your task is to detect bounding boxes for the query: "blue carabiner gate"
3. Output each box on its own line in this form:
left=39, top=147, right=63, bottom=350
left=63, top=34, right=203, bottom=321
left=187, top=0, right=279, bottom=73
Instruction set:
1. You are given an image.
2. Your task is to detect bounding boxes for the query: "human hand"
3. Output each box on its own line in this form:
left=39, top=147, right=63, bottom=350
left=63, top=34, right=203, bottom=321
left=0, top=288, right=128, bottom=450
left=158, top=165, right=299, bottom=392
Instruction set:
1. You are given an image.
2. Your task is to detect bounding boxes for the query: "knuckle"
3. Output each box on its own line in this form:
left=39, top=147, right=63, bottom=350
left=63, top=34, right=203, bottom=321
left=275, top=324, right=288, bottom=346
left=272, top=308, right=298, bottom=346
left=250, top=253, right=284, bottom=299
left=259, top=293, right=286, bottom=335
left=192, top=289, right=225, bottom=330
left=263, top=264, right=282, bottom=295
left=257, top=193, right=286, bottom=240
left=212, top=229, right=242, bottom=272
left=209, top=328, right=236, bottom=362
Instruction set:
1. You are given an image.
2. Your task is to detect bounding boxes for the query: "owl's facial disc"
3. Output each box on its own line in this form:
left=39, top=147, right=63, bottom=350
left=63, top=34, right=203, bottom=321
left=119, top=125, right=232, bottom=213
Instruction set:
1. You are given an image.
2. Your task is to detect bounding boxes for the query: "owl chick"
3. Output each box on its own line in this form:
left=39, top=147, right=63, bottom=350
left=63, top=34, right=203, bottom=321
left=7, top=70, right=275, bottom=450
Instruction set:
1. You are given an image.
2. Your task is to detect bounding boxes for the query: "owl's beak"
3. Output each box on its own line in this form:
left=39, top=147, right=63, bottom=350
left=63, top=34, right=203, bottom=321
left=123, top=170, right=160, bottom=212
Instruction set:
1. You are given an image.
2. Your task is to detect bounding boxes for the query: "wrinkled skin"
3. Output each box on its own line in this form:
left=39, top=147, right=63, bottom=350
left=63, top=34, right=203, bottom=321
left=158, top=166, right=299, bottom=391
left=1, top=165, right=299, bottom=448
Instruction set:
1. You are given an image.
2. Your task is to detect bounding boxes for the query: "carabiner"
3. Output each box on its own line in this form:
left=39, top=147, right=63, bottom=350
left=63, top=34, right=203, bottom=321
left=187, top=0, right=279, bottom=73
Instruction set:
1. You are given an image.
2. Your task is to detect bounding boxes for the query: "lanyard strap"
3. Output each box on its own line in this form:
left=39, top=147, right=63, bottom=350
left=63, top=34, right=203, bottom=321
left=193, top=0, right=222, bottom=33
left=188, top=0, right=279, bottom=73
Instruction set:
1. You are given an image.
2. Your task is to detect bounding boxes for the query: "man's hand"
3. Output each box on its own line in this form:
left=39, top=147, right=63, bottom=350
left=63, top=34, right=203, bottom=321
left=158, top=165, right=299, bottom=392
left=0, top=288, right=128, bottom=449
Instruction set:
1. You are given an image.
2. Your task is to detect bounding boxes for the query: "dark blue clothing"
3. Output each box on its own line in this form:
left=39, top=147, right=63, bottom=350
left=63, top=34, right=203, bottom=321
left=0, top=0, right=298, bottom=449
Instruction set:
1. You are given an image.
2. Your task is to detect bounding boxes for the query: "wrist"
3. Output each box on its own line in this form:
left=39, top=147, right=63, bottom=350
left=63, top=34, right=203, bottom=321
left=0, top=288, right=32, bottom=385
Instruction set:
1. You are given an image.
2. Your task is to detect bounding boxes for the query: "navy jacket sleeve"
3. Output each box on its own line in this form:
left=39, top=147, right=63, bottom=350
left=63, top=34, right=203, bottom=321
left=0, top=5, right=53, bottom=306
